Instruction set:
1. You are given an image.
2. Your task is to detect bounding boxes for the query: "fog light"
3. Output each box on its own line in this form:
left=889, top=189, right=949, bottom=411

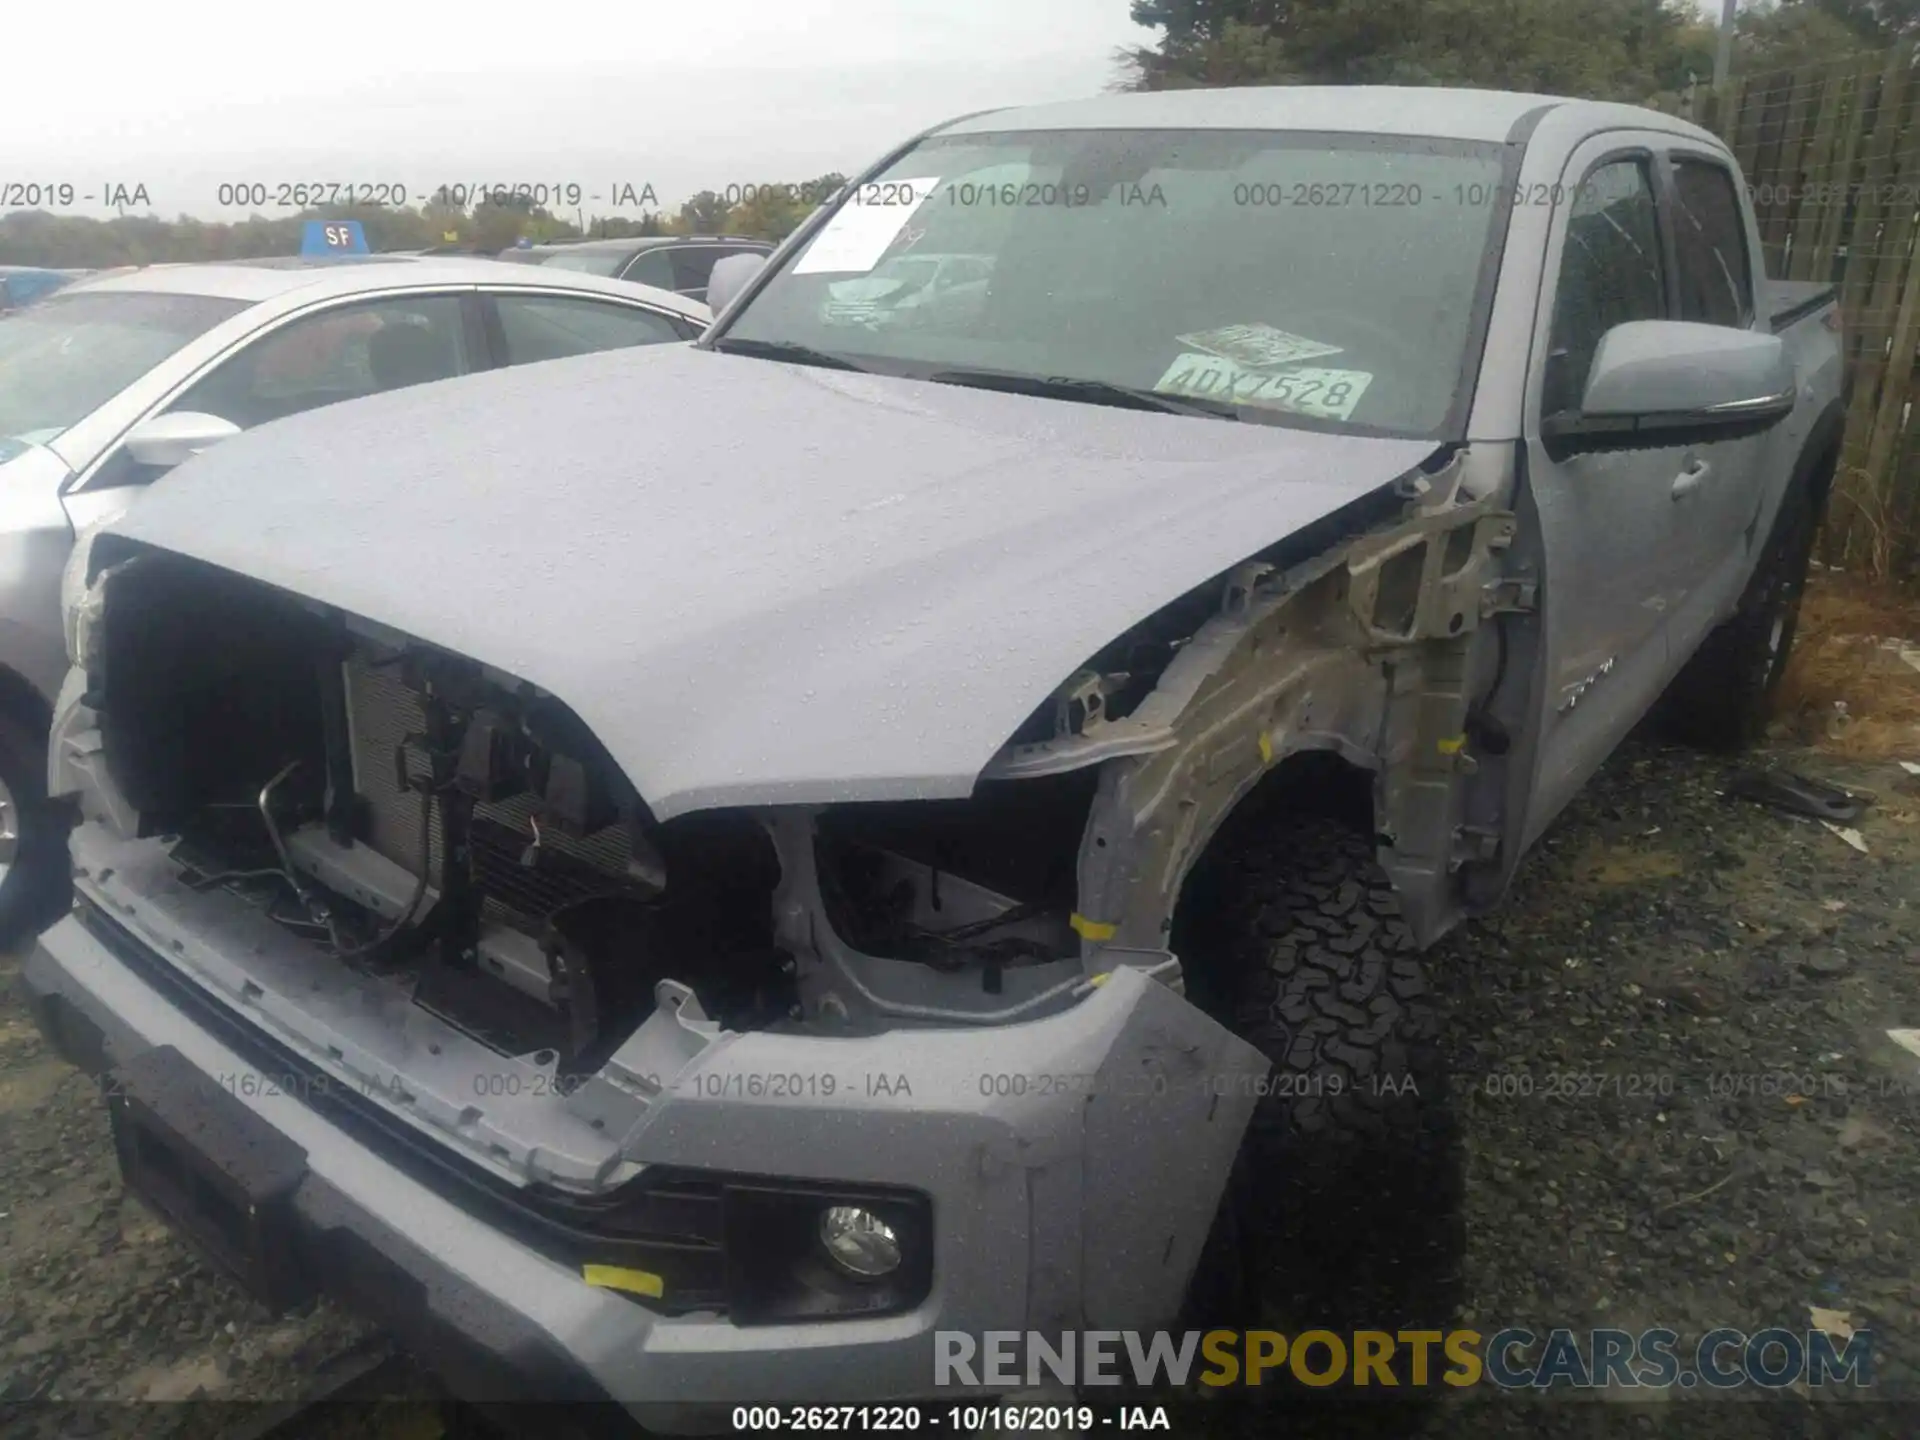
left=818, top=1204, right=901, bottom=1278
left=723, top=1183, right=930, bottom=1322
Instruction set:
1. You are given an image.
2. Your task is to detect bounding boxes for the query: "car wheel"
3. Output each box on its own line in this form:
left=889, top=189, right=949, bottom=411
left=1659, top=479, right=1819, bottom=752
left=0, top=710, right=69, bottom=949
left=1176, top=814, right=1463, bottom=1348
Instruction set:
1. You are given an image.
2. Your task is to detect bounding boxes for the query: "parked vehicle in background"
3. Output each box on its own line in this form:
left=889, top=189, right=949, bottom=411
left=0, top=255, right=707, bottom=943
left=500, top=235, right=774, bottom=302
left=383, top=245, right=500, bottom=257
left=28, top=87, right=1841, bottom=1419
left=819, top=252, right=994, bottom=330
left=0, top=267, right=88, bottom=313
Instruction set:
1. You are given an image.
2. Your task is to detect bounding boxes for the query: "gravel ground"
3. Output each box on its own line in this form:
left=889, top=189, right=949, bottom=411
left=3, top=728, right=1918, bottom=1439
left=1424, top=733, right=1920, bottom=1436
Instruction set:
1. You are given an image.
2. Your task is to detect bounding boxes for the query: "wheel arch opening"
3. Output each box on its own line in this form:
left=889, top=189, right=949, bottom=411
left=1166, top=746, right=1376, bottom=1015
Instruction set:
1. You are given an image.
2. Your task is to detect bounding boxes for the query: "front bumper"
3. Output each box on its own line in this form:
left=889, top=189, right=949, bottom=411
left=21, top=871, right=1263, bottom=1423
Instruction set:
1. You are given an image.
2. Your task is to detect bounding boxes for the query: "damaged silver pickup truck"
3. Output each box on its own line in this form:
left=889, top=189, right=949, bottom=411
left=24, top=86, right=1842, bottom=1419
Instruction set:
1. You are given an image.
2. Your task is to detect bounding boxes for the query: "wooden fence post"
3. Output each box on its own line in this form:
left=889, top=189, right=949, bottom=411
left=1711, top=46, right=1920, bottom=574
left=1789, top=62, right=1855, bottom=280
left=1805, top=51, right=1884, bottom=285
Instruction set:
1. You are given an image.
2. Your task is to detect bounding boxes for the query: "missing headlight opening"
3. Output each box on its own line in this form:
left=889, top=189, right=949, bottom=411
left=812, top=778, right=1094, bottom=982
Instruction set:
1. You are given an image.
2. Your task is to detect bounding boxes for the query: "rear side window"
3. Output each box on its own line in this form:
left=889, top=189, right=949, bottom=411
left=620, top=248, right=678, bottom=290
left=492, top=294, right=684, bottom=364
left=1670, top=159, right=1754, bottom=329
left=1543, top=158, right=1666, bottom=416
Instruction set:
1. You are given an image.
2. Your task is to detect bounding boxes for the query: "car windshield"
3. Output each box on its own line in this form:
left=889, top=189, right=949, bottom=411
left=0, top=290, right=248, bottom=459
left=538, top=250, right=629, bottom=277
left=721, top=128, right=1510, bottom=436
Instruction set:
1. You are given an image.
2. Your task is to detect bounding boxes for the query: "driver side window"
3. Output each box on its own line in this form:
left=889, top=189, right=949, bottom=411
left=1543, top=158, right=1666, bottom=417
left=87, top=295, right=473, bottom=489
left=168, top=294, right=471, bottom=430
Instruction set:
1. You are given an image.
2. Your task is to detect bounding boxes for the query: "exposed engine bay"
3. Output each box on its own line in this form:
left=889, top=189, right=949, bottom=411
left=75, top=553, right=1108, bottom=1080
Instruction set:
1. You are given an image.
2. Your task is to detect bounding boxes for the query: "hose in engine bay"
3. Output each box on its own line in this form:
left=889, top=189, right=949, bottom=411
left=254, top=758, right=434, bottom=958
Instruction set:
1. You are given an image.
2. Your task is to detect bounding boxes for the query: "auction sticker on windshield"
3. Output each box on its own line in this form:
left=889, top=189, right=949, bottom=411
left=793, top=179, right=941, bottom=275
left=1177, top=322, right=1344, bottom=370
left=1155, top=352, right=1374, bottom=420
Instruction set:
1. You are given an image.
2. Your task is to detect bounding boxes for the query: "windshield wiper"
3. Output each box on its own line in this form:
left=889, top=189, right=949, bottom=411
left=926, top=368, right=1240, bottom=421
left=709, top=336, right=870, bottom=372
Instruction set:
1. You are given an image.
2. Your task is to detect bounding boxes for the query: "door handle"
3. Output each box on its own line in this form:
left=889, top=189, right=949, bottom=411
left=1671, top=458, right=1710, bottom=500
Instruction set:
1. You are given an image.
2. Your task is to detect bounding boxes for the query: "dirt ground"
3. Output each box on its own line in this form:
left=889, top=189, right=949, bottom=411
left=3, top=579, right=1918, bottom=1438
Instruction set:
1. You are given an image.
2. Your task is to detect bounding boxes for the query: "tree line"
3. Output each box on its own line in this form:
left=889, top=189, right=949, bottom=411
left=1119, top=0, right=1919, bottom=99
left=0, top=176, right=849, bottom=269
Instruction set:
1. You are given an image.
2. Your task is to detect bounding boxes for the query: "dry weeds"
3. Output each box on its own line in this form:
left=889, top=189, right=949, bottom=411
left=1772, top=569, right=1920, bottom=760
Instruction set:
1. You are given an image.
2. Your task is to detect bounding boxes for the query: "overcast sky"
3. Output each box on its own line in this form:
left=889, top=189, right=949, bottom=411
left=3, top=0, right=1153, bottom=221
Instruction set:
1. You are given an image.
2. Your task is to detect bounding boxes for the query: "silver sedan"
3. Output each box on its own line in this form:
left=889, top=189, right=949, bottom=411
left=0, top=255, right=709, bottom=940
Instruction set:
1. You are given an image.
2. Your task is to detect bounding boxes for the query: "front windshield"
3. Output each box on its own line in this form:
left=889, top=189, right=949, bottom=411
left=0, top=290, right=248, bottom=460
left=538, top=250, right=628, bottom=277
left=722, top=128, right=1510, bottom=436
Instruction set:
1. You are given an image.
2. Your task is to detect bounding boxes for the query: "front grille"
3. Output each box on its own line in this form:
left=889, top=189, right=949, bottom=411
left=343, top=658, right=636, bottom=929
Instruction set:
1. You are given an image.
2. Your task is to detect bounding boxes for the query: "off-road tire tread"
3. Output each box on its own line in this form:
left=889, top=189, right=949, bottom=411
left=1183, top=814, right=1459, bottom=1334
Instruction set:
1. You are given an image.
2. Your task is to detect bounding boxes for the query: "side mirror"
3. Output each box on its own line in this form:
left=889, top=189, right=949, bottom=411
left=705, top=253, right=769, bottom=318
left=1545, top=320, right=1795, bottom=453
left=121, top=411, right=242, bottom=471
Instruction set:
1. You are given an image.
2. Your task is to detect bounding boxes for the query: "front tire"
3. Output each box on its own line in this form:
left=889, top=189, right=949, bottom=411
left=1660, top=478, right=1819, bottom=751
left=1177, top=813, right=1462, bottom=1337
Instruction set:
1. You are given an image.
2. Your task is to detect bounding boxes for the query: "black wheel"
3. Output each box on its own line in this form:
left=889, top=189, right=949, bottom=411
left=1660, top=479, right=1818, bottom=751
left=0, top=710, right=70, bottom=949
left=1177, top=812, right=1462, bottom=1340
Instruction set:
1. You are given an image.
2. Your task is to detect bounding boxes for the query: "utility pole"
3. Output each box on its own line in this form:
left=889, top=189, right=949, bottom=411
left=1714, top=0, right=1738, bottom=90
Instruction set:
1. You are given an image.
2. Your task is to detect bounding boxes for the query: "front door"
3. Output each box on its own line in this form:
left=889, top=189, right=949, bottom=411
left=1518, top=140, right=1693, bottom=848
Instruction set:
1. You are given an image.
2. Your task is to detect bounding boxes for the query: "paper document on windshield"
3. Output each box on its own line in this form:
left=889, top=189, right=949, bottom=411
left=793, top=179, right=941, bottom=275
left=1177, top=322, right=1344, bottom=370
left=1155, top=352, right=1373, bottom=421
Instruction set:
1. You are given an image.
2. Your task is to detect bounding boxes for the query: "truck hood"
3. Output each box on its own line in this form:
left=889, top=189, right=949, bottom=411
left=107, top=343, right=1438, bottom=819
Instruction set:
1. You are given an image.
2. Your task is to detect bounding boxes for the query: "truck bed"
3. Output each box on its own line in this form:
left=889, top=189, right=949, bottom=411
left=1771, top=278, right=1837, bottom=333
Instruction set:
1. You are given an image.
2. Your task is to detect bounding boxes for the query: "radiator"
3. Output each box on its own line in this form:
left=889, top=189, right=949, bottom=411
left=342, top=654, right=636, bottom=930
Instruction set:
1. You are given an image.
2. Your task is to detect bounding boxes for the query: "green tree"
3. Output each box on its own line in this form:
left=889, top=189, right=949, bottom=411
left=673, top=190, right=734, bottom=235
left=1790, top=0, right=1920, bottom=42
left=1121, top=0, right=1715, bottom=103
left=1733, top=0, right=1896, bottom=68
left=804, top=172, right=851, bottom=202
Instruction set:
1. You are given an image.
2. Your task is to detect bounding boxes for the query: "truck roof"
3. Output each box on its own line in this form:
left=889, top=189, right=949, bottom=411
left=938, top=86, right=1709, bottom=146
